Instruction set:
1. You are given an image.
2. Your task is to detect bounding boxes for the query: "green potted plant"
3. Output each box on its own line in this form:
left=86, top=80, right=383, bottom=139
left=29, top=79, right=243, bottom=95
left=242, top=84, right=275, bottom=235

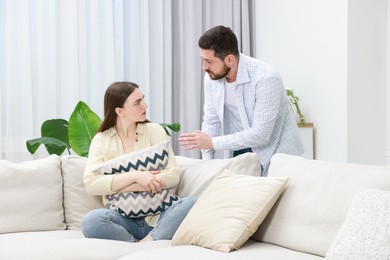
left=26, top=101, right=180, bottom=157
left=286, top=89, right=305, bottom=124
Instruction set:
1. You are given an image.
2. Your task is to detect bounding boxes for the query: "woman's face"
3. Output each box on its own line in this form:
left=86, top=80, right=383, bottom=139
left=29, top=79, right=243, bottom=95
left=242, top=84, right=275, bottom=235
left=118, top=88, right=148, bottom=123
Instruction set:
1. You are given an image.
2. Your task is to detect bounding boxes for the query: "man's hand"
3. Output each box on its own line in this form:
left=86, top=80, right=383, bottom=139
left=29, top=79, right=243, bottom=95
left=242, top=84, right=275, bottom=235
left=178, top=130, right=213, bottom=150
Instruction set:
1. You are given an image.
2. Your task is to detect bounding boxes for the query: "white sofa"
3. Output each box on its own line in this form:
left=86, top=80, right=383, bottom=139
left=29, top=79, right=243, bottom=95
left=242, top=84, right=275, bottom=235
left=1, top=153, right=389, bottom=260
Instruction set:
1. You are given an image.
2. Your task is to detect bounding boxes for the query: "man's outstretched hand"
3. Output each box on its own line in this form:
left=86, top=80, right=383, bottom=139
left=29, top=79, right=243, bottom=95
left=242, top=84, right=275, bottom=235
left=177, top=130, right=213, bottom=150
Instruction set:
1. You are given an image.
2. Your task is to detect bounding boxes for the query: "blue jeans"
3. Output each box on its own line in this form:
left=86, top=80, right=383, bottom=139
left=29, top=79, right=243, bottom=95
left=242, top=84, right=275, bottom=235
left=81, top=197, right=196, bottom=242
left=233, top=148, right=253, bottom=157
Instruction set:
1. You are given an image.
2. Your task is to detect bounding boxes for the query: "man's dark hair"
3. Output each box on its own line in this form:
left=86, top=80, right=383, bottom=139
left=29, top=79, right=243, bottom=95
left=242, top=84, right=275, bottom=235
left=198, top=25, right=239, bottom=61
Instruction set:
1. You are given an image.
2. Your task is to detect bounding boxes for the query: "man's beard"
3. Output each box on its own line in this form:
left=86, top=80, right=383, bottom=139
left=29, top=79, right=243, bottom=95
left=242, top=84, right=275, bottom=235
left=206, top=64, right=230, bottom=80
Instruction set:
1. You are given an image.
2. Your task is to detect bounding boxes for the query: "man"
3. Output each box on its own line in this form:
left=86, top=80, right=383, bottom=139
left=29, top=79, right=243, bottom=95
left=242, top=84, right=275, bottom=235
left=178, top=25, right=303, bottom=176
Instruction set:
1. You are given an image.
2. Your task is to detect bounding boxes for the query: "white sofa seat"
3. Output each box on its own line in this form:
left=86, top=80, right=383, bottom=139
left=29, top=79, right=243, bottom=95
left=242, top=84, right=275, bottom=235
left=0, top=230, right=322, bottom=260
left=117, top=239, right=323, bottom=260
left=0, top=230, right=172, bottom=260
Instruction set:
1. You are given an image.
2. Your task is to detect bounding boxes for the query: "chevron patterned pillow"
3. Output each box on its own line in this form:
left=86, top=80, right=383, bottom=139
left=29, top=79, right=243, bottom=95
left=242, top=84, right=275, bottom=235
left=94, top=141, right=179, bottom=218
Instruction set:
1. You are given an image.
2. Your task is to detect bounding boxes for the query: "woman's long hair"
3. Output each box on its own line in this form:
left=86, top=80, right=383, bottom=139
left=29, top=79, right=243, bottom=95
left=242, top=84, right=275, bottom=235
left=97, top=81, right=148, bottom=133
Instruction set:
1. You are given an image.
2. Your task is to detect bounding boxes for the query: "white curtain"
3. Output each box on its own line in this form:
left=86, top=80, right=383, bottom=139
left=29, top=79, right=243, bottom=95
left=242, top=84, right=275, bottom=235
left=0, top=0, right=254, bottom=162
left=162, top=0, right=255, bottom=158
left=0, top=0, right=154, bottom=161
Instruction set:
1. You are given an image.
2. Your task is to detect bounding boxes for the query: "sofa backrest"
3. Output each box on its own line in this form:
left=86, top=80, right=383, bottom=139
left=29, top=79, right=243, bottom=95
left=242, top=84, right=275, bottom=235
left=252, top=153, right=390, bottom=257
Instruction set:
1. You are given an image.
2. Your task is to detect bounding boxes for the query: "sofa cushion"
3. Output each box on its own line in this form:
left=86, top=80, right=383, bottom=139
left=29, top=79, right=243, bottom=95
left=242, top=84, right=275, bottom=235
left=254, top=153, right=390, bottom=257
left=172, top=169, right=289, bottom=252
left=61, top=155, right=103, bottom=230
left=175, top=153, right=261, bottom=198
left=325, top=189, right=390, bottom=260
left=94, top=141, right=170, bottom=175
left=0, top=155, right=65, bottom=233
left=93, top=141, right=179, bottom=218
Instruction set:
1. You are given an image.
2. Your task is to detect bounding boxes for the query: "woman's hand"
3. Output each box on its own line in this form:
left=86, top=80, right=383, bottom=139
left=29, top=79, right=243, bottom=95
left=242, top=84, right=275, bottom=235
left=136, top=171, right=166, bottom=193
left=150, top=170, right=160, bottom=175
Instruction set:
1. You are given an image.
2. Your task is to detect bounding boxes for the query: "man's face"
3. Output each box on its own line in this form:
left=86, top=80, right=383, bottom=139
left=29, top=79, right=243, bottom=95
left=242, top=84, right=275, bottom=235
left=200, top=49, right=230, bottom=80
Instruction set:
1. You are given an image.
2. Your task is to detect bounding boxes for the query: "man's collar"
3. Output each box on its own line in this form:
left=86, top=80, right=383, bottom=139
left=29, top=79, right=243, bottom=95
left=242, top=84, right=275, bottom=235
left=235, top=53, right=250, bottom=84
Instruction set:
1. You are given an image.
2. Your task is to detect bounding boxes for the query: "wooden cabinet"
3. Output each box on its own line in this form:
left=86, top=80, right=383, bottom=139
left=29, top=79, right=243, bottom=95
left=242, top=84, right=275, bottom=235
left=298, top=123, right=314, bottom=159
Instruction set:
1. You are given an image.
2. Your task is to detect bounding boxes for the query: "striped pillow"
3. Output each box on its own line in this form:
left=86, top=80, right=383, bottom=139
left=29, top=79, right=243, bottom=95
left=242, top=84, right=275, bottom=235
left=94, top=141, right=179, bottom=218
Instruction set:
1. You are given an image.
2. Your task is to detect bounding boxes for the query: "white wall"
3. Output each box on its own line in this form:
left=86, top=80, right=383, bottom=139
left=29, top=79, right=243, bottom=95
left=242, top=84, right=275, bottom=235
left=348, top=0, right=387, bottom=164
left=388, top=0, right=390, bottom=165
left=255, top=0, right=387, bottom=164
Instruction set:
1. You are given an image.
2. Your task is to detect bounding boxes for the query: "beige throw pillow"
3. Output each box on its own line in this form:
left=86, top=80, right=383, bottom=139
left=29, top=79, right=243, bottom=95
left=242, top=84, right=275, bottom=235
left=0, top=155, right=66, bottom=233
left=172, top=169, right=289, bottom=252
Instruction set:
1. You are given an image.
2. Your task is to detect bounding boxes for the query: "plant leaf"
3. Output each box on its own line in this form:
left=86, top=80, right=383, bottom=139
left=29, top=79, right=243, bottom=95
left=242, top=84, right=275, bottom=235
left=160, top=124, right=171, bottom=136
left=41, top=119, right=70, bottom=155
left=286, top=89, right=305, bottom=124
left=26, top=137, right=69, bottom=156
left=68, top=101, right=102, bottom=157
left=167, top=123, right=181, bottom=132
left=160, top=123, right=181, bottom=136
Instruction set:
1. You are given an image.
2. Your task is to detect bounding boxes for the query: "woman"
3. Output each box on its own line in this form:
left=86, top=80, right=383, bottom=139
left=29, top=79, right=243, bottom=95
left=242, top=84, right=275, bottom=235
left=81, top=81, right=196, bottom=242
